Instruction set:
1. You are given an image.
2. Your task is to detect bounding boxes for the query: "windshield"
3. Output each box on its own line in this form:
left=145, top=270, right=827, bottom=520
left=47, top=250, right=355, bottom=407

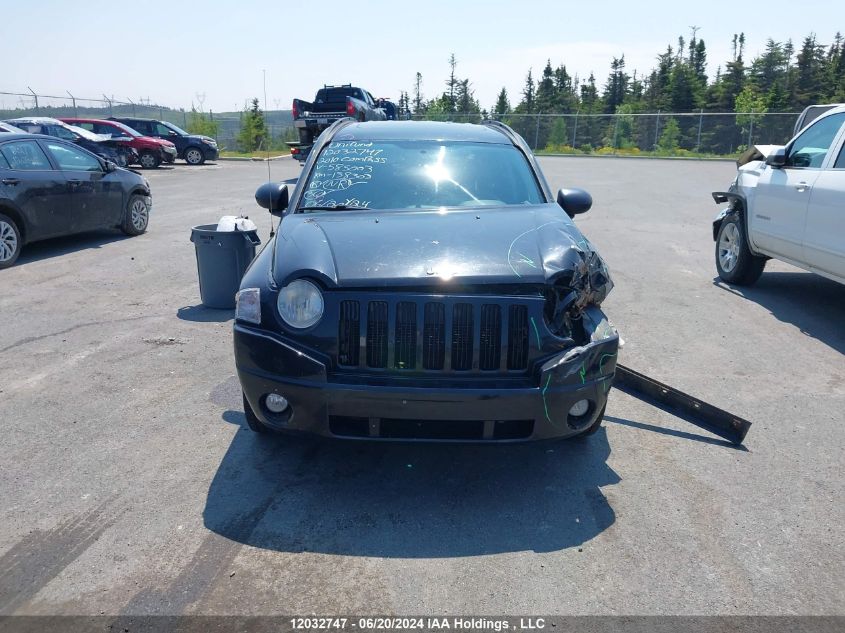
left=315, top=88, right=362, bottom=104
left=163, top=121, right=189, bottom=136
left=109, top=121, right=140, bottom=137
left=300, top=140, right=544, bottom=211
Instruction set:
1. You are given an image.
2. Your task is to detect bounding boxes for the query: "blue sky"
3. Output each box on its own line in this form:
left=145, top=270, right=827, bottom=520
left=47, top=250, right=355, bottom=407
left=2, top=0, right=843, bottom=113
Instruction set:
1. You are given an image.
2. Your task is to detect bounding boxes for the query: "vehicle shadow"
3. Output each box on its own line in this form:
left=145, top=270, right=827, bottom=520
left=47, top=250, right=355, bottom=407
left=176, top=305, right=234, bottom=323
left=16, top=230, right=130, bottom=265
left=713, top=271, right=845, bottom=354
left=203, top=411, right=620, bottom=558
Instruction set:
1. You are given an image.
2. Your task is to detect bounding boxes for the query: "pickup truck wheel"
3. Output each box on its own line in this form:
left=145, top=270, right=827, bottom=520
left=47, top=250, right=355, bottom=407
left=139, top=150, right=160, bottom=169
left=715, top=216, right=766, bottom=285
left=243, top=393, right=273, bottom=434
left=184, top=147, right=205, bottom=165
left=120, top=194, right=149, bottom=236
left=0, top=213, right=22, bottom=269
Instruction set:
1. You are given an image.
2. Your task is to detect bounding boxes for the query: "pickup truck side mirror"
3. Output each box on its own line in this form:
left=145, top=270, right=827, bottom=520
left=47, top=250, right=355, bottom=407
left=255, top=182, right=289, bottom=216
left=765, top=147, right=787, bottom=168
left=557, top=188, right=592, bottom=218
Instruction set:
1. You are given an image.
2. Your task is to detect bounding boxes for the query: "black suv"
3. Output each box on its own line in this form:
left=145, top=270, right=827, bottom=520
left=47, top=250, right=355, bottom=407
left=109, top=117, right=218, bottom=165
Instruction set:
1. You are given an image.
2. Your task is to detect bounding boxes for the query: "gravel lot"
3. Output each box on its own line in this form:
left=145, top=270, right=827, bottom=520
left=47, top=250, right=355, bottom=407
left=0, top=156, right=842, bottom=616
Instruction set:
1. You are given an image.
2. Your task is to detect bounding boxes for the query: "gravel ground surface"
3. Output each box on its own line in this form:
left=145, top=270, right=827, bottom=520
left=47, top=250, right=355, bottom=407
left=0, top=156, right=842, bottom=616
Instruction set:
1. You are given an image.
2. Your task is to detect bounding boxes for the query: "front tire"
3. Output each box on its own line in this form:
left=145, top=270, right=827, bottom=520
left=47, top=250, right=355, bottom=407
left=715, top=215, right=766, bottom=285
left=243, top=393, right=272, bottom=434
left=0, top=213, right=22, bottom=269
left=184, top=147, right=205, bottom=165
left=139, top=150, right=161, bottom=169
left=121, top=194, right=149, bottom=236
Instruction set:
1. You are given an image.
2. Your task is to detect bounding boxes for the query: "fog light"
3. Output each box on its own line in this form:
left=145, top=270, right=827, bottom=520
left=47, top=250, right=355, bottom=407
left=265, top=393, right=289, bottom=413
left=569, top=399, right=590, bottom=417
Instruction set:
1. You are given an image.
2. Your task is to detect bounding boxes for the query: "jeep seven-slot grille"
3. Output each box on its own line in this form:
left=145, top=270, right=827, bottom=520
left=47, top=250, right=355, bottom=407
left=394, top=302, right=417, bottom=369
left=507, top=305, right=530, bottom=370
left=338, top=300, right=360, bottom=366
left=337, top=299, right=532, bottom=373
left=366, top=301, right=388, bottom=368
left=451, top=303, right=474, bottom=370
left=423, top=302, right=446, bottom=369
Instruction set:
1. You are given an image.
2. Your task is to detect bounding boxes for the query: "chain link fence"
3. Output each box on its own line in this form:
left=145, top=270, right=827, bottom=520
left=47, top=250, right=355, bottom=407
left=1, top=90, right=800, bottom=157
left=0, top=90, right=295, bottom=152
left=413, top=111, right=800, bottom=157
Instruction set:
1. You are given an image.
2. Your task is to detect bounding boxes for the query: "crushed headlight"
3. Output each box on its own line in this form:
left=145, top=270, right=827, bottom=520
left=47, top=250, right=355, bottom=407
left=235, top=288, right=261, bottom=324
left=590, top=317, right=617, bottom=342
left=277, top=279, right=323, bottom=329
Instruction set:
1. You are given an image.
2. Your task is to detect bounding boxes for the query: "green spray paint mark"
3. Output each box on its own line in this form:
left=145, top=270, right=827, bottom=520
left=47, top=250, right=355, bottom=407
left=599, top=352, right=618, bottom=376
left=530, top=316, right=542, bottom=349
left=579, top=364, right=587, bottom=384
left=541, top=373, right=552, bottom=423
left=516, top=252, right=537, bottom=268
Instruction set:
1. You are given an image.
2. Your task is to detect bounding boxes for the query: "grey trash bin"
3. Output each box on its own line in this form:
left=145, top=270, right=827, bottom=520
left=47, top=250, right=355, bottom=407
left=190, top=224, right=261, bottom=309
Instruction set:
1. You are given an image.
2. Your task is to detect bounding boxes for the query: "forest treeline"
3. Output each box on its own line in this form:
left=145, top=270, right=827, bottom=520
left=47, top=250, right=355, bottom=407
left=397, top=32, right=845, bottom=154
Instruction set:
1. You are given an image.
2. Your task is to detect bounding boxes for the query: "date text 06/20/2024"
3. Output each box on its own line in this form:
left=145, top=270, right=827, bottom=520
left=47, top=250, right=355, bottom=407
left=289, top=617, right=548, bottom=631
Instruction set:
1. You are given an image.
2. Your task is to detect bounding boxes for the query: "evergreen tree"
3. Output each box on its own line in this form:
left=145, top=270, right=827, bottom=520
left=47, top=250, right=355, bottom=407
left=237, top=98, right=268, bottom=152
left=494, top=87, right=511, bottom=116
left=413, top=72, right=424, bottom=114
left=603, top=56, right=628, bottom=113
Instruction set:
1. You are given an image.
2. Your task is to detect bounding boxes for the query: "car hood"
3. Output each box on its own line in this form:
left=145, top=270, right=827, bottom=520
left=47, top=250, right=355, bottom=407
left=272, top=204, right=610, bottom=292
left=736, top=144, right=780, bottom=167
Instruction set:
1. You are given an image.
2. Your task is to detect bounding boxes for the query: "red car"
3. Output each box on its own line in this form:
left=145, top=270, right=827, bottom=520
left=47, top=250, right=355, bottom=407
left=60, top=118, right=177, bottom=168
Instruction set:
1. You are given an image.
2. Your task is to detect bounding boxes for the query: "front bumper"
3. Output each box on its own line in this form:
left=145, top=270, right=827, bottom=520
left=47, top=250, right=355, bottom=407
left=202, top=145, right=218, bottom=161
left=234, top=324, right=619, bottom=442
left=162, top=146, right=178, bottom=161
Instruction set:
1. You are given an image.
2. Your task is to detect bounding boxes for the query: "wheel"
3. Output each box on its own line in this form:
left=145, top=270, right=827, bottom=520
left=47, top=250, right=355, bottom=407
left=715, top=215, right=766, bottom=285
left=184, top=147, right=205, bottom=165
left=243, top=393, right=272, bottom=434
left=120, top=194, right=149, bottom=236
left=139, top=150, right=160, bottom=169
left=0, top=213, right=22, bottom=269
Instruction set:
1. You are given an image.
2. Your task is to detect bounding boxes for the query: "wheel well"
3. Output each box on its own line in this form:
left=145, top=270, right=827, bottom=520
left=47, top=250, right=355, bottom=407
left=0, top=203, right=27, bottom=244
left=712, top=192, right=747, bottom=241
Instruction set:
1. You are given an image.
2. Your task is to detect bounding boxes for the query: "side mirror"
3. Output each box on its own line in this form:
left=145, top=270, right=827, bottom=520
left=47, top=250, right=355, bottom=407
left=255, top=182, right=289, bottom=216
left=765, top=147, right=787, bottom=168
left=103, top=160, right=117, bottom=172
left=556, top=188, right=592, bottom=218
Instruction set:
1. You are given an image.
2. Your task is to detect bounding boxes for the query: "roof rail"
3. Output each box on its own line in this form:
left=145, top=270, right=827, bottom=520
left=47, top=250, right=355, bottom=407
left=323, top=84, right=353, bottom=89
left=481, top=118, right=519, bottom=144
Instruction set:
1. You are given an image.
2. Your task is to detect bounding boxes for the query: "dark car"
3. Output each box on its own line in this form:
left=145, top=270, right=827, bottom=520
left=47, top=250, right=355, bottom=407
left=0, top=134, right=151, bottom=268
left=5, top=117, right=138, bottom=168
left=109, top=117, right=218, bottom=165
left=234, top=119, right=619, bottom=442
left=60, top=118, right=178, bottom=168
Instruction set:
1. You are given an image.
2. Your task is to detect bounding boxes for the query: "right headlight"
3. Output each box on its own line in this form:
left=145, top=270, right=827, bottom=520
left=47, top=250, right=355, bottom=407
left=277, top=279, right=324, bottom=329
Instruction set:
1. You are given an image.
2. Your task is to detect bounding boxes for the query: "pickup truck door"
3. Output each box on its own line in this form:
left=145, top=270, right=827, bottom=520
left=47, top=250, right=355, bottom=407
left=750, top=112, right=845, bottom=262
left=802, top=130, right=845, bottom=279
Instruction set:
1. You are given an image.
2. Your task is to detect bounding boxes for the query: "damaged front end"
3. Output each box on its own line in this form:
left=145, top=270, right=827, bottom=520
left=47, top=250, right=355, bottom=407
left=533, top=234, right=620, bottom=434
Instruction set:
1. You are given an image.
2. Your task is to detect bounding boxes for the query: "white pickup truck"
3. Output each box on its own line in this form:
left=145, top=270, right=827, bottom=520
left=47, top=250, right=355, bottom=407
left=712, top=104, right=845, bottom=285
